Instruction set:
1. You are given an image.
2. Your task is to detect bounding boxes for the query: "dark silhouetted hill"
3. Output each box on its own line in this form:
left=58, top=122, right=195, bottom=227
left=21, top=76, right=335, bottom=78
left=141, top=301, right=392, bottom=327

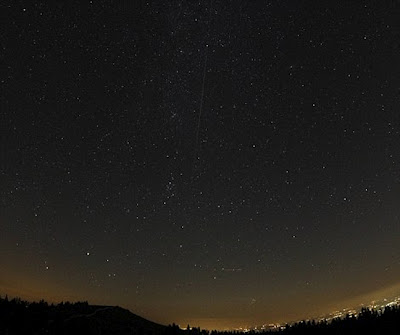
left=1, top=294, right=400, bottom=335
left=0, top=295, right=180, bottom=335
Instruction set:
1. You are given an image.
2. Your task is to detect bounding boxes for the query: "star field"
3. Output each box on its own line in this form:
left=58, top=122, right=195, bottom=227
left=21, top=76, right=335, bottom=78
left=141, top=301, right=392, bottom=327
left=1, top=0, right=400, bottom=330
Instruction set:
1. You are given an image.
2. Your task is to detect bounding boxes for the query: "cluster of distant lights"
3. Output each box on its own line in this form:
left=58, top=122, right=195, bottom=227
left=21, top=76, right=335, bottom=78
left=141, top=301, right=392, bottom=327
left=319, top=296, right=400, bottom=323
left=228, top=296, right=400, bottom=333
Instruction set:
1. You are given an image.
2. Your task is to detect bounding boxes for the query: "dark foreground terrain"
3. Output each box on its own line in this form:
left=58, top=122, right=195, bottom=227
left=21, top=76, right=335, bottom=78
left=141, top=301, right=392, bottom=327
left=1, top=295, right=400, bottom=335
left=0, top=295, right=167, bottom=335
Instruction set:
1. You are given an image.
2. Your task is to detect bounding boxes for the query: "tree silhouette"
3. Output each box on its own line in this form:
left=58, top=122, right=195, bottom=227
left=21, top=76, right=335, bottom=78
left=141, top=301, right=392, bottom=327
left=0, top=295, right=400, bottom=334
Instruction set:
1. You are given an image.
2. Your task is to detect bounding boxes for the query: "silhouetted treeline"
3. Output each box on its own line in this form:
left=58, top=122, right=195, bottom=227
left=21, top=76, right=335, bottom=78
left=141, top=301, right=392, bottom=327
left=0, top=295, right=96, bottom=334
left=1, top=295, right=400, bottom=335
left=277, top=306, right=400, bottom=335
left=181, top=305, right=400, bottom=335
left=0, top=295, right=166, bottom=335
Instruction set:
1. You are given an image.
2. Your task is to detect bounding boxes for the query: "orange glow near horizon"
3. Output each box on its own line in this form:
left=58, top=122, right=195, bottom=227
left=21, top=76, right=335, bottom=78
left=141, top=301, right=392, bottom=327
left=2, top=277, right=400, bottom=331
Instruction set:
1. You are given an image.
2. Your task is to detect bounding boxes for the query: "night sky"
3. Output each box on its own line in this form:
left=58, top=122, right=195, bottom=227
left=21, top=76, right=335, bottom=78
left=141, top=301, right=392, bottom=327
left=1, top=0, right=400, bottom=330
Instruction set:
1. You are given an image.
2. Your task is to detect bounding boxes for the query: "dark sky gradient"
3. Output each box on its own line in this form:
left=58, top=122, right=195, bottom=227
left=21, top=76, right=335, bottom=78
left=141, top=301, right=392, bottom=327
left=1, top=0, right=400, bottom=330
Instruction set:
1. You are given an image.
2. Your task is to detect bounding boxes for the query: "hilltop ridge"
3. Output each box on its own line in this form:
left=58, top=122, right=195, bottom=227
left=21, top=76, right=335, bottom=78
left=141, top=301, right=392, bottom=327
left=0, top=295, right=169, bottom=335
left=1, top=295, right=400, bottom=334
